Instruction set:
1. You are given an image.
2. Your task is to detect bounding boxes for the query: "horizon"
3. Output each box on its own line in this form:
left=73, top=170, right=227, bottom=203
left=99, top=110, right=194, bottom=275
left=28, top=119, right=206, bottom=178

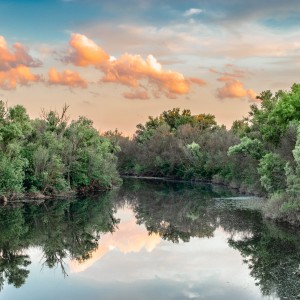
left=1, top=0, right=299, bottom=134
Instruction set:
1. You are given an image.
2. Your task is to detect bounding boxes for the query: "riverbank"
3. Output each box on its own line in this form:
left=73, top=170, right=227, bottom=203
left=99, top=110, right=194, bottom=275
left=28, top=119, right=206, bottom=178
left=0, top=184, right=120, bottom=204
left=121, top=175, right=300, bottom=228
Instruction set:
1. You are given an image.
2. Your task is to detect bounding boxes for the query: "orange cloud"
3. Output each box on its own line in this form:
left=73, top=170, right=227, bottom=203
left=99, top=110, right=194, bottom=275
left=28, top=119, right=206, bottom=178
left=101, top=53, right=192, bottom=97
left=48, top=67, right=87, bottom=88
left=0, top=65, right=41, bottom=90
left=65, top=34, right=205, bottom=98
left=64, top=33, right=110, bottom=67
left=217, top=77, right=258, bottom=102
left=0, top=36, right=41, bottom=90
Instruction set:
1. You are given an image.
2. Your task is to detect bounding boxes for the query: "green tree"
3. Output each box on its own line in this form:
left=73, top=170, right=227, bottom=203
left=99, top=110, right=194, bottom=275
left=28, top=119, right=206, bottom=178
left=258, top=153, right=286, bottom=193
left=228, top=137, right=265, bottom=160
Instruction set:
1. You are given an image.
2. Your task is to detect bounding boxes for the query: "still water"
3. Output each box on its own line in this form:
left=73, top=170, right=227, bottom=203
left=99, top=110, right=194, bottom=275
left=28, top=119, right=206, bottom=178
left=0, top=179, right=299, bottom=300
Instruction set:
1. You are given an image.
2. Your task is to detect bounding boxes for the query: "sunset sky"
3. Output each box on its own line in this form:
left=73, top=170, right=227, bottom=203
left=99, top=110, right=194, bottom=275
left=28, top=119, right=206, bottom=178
left=1, top=0, right=299, bottom=134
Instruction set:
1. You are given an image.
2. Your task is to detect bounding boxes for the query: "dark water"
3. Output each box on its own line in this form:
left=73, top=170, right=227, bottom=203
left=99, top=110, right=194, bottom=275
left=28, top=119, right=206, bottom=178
left=0, top=178, right=299, bottom=300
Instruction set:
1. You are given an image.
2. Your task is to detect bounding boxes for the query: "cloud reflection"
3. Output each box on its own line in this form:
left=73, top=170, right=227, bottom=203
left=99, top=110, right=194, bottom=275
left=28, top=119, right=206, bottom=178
left=69, top=207, right=161, bottom=273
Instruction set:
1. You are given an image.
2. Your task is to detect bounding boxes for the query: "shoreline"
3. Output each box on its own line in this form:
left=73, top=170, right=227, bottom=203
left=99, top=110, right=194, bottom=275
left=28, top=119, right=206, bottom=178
left=1, top=176, right=298, bottom=228
left=121, top=175, right=300, bottom=228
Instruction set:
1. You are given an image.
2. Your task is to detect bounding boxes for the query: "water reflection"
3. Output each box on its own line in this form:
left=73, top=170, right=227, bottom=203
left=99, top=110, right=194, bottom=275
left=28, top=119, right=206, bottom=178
left=0, top=179, right=299, bottom=300
left=117, top=179, right=260, bottom=243
left=70, top=207, right=161, bottom=273
left=0, top=192, right=119, bottom=290
left=116, top=179, right=300, bottom=299
left=0, top=207, right=30, bottom=290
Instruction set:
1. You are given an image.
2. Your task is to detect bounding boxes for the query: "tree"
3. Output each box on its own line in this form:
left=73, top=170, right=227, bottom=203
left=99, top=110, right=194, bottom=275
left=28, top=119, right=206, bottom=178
left=258, top=153, right=286, bottom=193
left=228, top=137, right=265, bottom=160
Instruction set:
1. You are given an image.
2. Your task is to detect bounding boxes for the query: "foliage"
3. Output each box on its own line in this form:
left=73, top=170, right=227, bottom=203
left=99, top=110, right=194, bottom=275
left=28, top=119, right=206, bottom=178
left=228, top=137, right=264, bottom=160
left=263, top=125, right=300, bottom=224
left=134, top=108, right=216, bottom=143
left=0, top=101, right=120, bottom=197
left=258, top=153, right=286, bottom=193
left=116, top=84, right=300, bottom=225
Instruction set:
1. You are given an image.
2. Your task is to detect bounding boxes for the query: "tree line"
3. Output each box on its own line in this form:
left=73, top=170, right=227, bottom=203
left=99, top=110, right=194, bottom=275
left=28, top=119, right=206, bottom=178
left=111, top=84, right=300, bottom=226
left=0, top=102, right=120, bottom=199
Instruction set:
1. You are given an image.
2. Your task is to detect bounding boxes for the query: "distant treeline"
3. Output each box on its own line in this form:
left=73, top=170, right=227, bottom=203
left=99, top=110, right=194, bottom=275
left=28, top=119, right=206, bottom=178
left=0, top=102, right=120, bottom=199
left=108, top=83, right=300, bottom=226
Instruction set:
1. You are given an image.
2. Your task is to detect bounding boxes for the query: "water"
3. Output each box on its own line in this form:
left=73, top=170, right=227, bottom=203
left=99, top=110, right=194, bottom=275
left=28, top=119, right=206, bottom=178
left=0, top=178, right=299, bottom=300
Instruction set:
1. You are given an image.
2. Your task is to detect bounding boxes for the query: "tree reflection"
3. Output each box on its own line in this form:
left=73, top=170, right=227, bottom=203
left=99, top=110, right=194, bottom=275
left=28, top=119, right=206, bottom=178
left=0, top=250, right=30, bottom=290
left=0, top=178, right=299, bottom=300
left=115, top=179, right=257, bottom=242
left=0, top=191, right=119, bottom=289
left=229, top=221, right=300, bottom=299
left=0, top=207, right=30, bottom=290
left=115, top=178, right=300, bottom=300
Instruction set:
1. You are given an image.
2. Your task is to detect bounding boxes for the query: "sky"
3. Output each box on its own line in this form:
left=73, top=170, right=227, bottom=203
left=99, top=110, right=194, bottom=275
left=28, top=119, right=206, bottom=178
left=0, top=0, right=300, bottom=135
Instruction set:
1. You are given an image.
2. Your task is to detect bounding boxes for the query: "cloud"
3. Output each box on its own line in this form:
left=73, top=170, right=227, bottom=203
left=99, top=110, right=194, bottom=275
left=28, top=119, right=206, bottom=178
left=48, top=67, right=88, bottom=88
left=123, top=89, right=150, bottom=100
left=81, top=19, right=300, bottom=70
left=205, top=0, right=300, bottom=25
left=65, top=34, right=205, bottom=98
left=64, top=33, right=110, bottom=67
left=0, top=36, right=42, bottom=90
left=211, top=65, right=258, bottom=103
left=209, top=66, right=249, bottom=79
left=0, top=65, right=41, bottom=90
left=183, top=8, right=203, bottom=17
left=101, top=53, right=192, bottom=97
left=188, top=77, right=206, bottom=86
left=69, top=207, right=161, bottom=273
left=217, top=77, right=258, bottom=102
left=0, top=36, right=41, bottom=71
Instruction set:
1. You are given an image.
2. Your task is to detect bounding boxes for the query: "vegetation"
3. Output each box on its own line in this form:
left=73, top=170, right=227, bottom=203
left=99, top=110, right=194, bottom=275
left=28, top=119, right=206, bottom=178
left=0, top=83, right=300, bottom=227
left=0, top=102, right=120, bottom=198
left=110, top=84, right=300, bottom=226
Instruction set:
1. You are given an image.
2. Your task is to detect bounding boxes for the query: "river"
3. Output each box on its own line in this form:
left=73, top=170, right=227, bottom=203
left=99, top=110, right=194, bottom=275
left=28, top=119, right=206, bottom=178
left=0, top=178, right=299, bottom=299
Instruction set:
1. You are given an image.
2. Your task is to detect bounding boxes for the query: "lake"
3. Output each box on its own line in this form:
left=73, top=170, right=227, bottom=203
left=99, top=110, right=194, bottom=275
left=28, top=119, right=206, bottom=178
left=0, top=178, right=299, bottom=300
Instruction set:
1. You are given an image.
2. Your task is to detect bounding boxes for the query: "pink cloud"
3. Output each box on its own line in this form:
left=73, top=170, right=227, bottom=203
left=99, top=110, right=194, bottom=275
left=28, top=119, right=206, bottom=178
left=48, top=67, right=88, bottom=88
left=65, top=33, right=205, bottom=99
left=123, top=89, right=150, bottom=100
